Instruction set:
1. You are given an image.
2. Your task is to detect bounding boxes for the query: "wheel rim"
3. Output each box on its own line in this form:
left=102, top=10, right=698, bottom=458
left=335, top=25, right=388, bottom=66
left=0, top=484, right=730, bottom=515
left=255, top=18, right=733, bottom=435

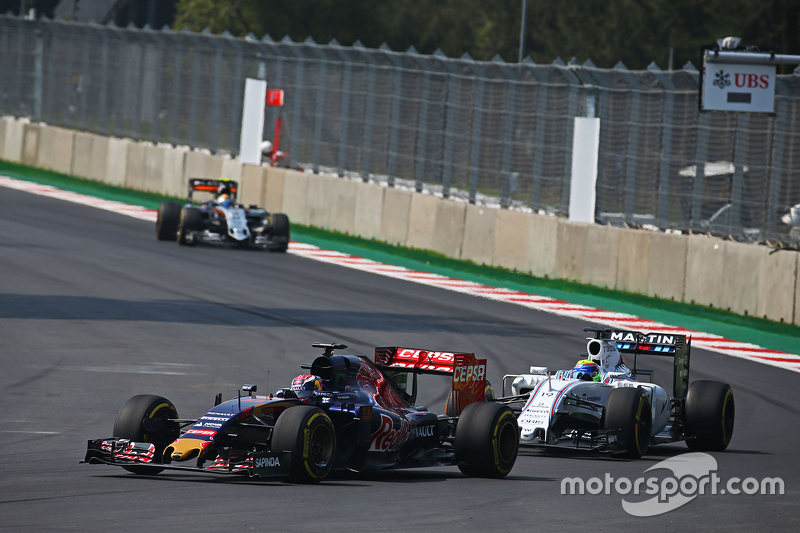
left=722, top=389, right=735, bottom=443
left=309, top=425, right=333, bottom=468
left=496, top=418, right=517, bottom=464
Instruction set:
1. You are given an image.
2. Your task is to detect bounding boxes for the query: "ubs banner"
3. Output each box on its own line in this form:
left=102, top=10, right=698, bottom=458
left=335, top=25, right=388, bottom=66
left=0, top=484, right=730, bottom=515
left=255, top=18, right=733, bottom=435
left=701, top=62, right=776, bottom=113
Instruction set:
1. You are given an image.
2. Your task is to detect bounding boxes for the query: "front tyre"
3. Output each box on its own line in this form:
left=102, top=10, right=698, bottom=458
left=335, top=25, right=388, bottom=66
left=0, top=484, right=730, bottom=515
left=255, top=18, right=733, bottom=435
left=684, top=380, right=735, bottom=451
left=156, top=202, right=181, bottom=241
left=113, top=394, right=179, bottom=474
left=271, top=406, right=336, bottom=483
left=267, top=213, right=290, bottom=252
left=602, top=387, right=652, bottom=459
left=454, top=402, right=518, bottom=478
left=177, top=206, right=203, bottom=245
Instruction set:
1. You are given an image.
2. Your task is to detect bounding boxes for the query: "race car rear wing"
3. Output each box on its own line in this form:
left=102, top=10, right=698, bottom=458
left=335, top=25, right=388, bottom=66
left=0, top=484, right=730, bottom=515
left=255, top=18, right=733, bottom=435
left=374, top=347, right=487, bottom=415
left=187, top=178, right=238, bottom=203
left=374, top=347, right=463, bottom=376
left=584, top=327, right=691, bottom=401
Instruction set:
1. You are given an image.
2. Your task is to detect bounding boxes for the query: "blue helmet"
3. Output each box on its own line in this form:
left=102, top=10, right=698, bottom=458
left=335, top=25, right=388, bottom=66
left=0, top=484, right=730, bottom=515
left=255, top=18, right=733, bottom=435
left=572, top=360, right=600, bottom=381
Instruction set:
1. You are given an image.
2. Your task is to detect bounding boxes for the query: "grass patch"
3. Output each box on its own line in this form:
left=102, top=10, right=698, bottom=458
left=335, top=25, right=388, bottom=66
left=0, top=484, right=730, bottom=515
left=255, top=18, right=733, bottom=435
left=292, top=224, right=800, bottom=340
left=0, top=159, right=182, bottom=209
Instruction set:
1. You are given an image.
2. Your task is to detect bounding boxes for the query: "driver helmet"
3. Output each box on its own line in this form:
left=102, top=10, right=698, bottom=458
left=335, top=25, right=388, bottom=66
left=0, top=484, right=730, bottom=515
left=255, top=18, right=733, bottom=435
left=291, top=374, right=323, bottom=398
left=572, top=359, right=601, bottom=381
left=218, top=193, right=232, bottom=207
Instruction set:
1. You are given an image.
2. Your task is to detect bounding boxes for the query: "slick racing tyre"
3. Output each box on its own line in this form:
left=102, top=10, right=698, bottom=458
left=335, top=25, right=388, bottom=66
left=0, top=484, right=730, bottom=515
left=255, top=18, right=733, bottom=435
left=602, top=387, right=652, bottom=459
left=177, top=206, right=203, bottom=245
left=113, top=394, right=179, bottom=475
left=267, top=213, right=290, bottom=252
left=156, top=202, right=181, bottom=241
left=684, top=380, right=735, bottom=451
left=271, top=406, right=336, bottom=483
left=454, top=402, right=518, bottom=478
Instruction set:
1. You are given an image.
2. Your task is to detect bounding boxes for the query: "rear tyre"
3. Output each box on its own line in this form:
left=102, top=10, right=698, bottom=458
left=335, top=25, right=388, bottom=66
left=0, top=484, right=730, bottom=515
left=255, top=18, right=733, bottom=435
left=602, top=387, right=652, bottom=459
left=684, top=380, right=735, bottom=451
left=156, top=202, right=181, bottom=241
left=271, top=406, right=336, bottom=483
left=113, top=394, right=179, bottom=474
left=455, top=402, right=518, bottom=478
left=267, top=213, right=290, bottom=252
left=177, top=206, right=203, bottom=245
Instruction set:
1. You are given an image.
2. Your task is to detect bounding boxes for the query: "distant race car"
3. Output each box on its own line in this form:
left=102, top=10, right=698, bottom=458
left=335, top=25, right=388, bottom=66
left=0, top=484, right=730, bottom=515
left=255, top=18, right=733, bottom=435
left=499, top=328, right=735, bottom=458
left=156, top=178, right=290, bottom=252
left=84, top=343, right=519, bottom=483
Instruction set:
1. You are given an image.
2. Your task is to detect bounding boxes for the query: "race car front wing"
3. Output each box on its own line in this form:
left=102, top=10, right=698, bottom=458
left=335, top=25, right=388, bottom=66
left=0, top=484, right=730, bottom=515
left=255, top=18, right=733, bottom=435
left=83, top=438, right=291, bottom=478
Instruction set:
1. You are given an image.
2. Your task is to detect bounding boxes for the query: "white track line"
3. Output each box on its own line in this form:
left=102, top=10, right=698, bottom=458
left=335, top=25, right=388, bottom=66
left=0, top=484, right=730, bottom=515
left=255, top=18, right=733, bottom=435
left=3, top=175, right=799, bottom=374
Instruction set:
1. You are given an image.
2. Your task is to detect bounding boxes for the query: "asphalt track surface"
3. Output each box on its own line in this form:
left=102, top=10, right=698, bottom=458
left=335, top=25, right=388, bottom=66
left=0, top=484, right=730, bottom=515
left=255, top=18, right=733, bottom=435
left=1, top=186, right=798, bottom=532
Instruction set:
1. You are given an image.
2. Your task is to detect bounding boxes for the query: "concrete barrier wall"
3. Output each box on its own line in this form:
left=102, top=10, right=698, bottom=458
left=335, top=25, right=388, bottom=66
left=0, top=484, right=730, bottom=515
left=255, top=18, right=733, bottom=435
left=582, top=224, right=620, bottom=289
left=22, top=123, right=40, bottom=166
left=2, top=117, right=24, bottom=162
left=353, top=181, right=384, bottom=241
left=380, top=188, right=412, bottom=246
left=263, top=166, right=285, bottom=213
left=105, top=137, right=129, bottom=187
left=36, top=126, right=74, bottom=175
left=3, top=119, right=800, bottom=325
left=461, top=204, right=497, bottom=266
left=281, top=169, right=309, bottom=224
left=648, top=232, right=687, bottom=301
left=527, top=213, right=559, bottom=277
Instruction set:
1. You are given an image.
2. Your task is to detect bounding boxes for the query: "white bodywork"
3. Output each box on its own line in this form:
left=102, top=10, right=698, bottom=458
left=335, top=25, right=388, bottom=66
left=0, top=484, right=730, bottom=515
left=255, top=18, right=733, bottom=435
left=510, top=339, right=671, bottom=445
left=216, top=206, right=251, bottom=241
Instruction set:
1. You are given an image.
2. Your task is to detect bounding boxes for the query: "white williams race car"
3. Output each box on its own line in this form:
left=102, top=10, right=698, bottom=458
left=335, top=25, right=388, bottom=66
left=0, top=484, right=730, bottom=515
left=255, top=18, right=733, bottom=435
left=156, top=178, right=290, bottom=252
left=499, top=328, right=735, bottom=458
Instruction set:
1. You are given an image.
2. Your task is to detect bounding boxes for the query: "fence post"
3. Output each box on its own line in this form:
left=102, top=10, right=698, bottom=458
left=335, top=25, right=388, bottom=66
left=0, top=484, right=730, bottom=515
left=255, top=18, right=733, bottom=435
left=228, top=46, right=244, bottom=157
left=169, top=45, right=182, bottom=146
left=151, top=40, right=163, bottom=144
left=691, top=113, right=711, bottom=230
left=767, top=101, right=788, bottom=240
left=33, top=28, right=44, bottom=121
left=133, top=41, right=145, bottom=141
left=526, top=58, right=550, bottom=211
left=311, top=43, right=327, bottom=174
left=188, top=45, right=201, bottom=150
left=729, top=113, right=748, bottom=236
left=496, top=58, right=519, bottom=208
left=413, top=66, right=433, bottom=191
left=616, top=63, right=642, bottom=224
left=440, top=51, right=459, bottom=198
left=360, top=59, right=376, bottom=182
left=336, top=52, right=352, bottom=177
left=288, top=55, right=304, bottom=170
left=649, top=63, right=675, bottom=228
left=384, top=48, right=403, bottom=186
left=209, top=42, right=223, bottom=153
left=555, top=59, right=583, bottom=215
left=464, top=54, right=485, bottom=204
left=78, top=36, right=90, bottom=129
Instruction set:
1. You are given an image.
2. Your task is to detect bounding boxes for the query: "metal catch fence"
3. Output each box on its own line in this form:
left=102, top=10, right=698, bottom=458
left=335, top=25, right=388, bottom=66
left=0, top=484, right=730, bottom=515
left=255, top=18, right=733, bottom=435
left=1, top=15, right=799, bottom=242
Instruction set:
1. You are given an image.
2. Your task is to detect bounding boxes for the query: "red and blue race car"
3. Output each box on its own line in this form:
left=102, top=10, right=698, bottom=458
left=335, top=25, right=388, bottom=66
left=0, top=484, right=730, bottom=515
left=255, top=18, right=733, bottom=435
left=84, top=343, right=519, bottom=483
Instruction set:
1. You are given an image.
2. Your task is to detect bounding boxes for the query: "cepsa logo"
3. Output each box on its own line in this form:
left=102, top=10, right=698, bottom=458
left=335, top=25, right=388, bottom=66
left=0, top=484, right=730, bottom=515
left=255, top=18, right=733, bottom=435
left=453, top=363, right=486, bottom=383
left=369, top=414, right=410, bottom=452
left=395, top=349, right=455, bottom=371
